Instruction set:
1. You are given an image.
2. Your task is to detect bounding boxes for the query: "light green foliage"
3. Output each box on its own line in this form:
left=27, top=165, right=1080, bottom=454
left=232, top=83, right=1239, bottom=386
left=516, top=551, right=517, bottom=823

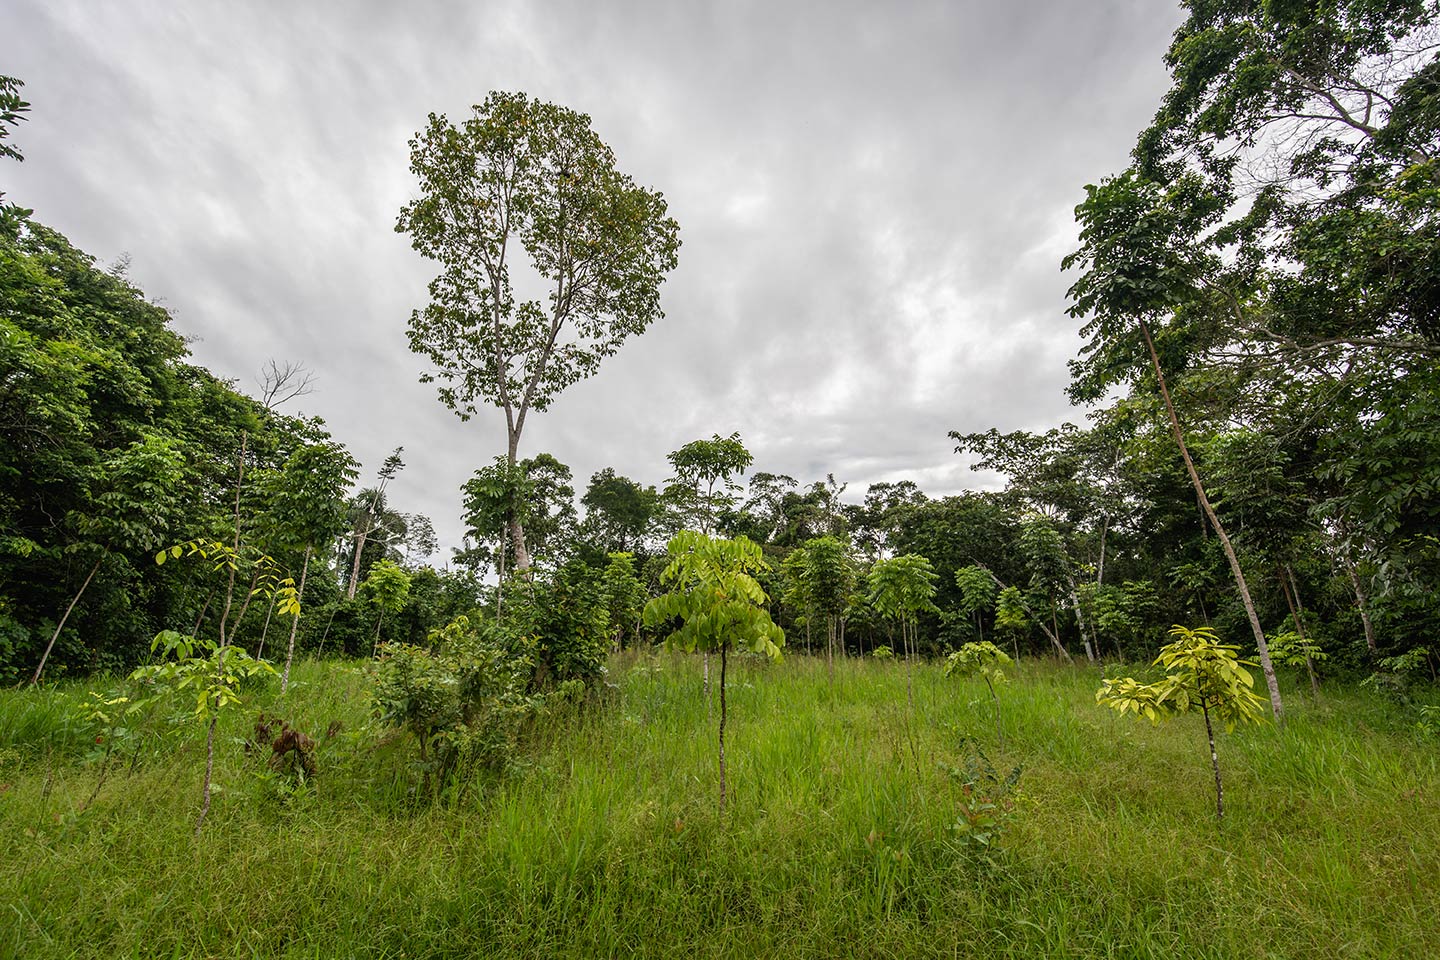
left=363, top=560, right=412, bottom=619
left=1098, top=625, right=1269, bottom=818
left=1266, top=631, right=1328, bottom=669
left=1098, top=626, right=1268, bottom=732
left=871, top=645, right=894, bottom=659
left=869, top=553, right=939, bottom=707
left=954, top=565, right=997, bottom=620
left=944, top=642, right=1012, bottom=687
left=945, top=641, right=1013, bottom=745
left=867, top=554, right=939, bottom=626
left=644, top=531, right=783, bottom=807
left=156, top=539, right=301, bottom=620
left=994, top=586, right=1030, bottom=636
left=371, top=615, right=537, bottom=787
left=802, top=536, right=852, bottom=618
left=130, top=631, right=277, bottom=724
left=644, top=532, right=784, bottom=661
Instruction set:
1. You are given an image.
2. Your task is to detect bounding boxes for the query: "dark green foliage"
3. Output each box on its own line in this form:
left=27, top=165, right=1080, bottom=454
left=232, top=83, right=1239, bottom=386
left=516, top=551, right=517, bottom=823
left=509, top=559, right=612, bottom=689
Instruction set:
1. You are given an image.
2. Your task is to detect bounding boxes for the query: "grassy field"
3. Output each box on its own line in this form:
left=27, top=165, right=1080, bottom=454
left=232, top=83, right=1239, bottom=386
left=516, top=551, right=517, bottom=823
left=2, top=653, right=1437, bottom=959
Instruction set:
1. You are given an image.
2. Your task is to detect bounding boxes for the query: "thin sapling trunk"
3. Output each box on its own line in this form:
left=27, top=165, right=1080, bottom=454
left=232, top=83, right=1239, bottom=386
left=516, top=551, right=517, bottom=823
left=31, top=555, right=102, bottom=685
left=1139, top=319, right=1283, bottom=721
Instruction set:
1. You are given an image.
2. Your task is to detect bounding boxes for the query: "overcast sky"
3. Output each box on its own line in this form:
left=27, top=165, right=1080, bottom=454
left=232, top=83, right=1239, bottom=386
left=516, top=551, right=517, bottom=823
left=3, top=0, right=1184, bottom=557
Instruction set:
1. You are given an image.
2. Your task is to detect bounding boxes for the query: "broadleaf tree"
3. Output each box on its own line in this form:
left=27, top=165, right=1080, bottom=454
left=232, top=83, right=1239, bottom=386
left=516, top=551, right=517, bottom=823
left=398, top=91, right=681, bottom=570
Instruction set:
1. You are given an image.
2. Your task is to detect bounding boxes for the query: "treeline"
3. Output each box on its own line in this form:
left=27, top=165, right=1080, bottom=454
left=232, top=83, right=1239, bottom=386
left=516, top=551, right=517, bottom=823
left=0, top=218, right=471, bottom=682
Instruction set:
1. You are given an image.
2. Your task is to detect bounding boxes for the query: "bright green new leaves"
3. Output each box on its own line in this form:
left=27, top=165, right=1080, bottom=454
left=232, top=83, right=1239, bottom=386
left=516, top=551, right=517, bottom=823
left=944, top=641, right=1012, bottom=687
left=1266, top=631, right=1328, bottom=669
left=156, top=539, right=300, bottom=619
left=867, top=554, right=939, bottom=625
left=1097, top=624, right=1268, bottom=819
left=130, top=630, right=276, bottom=724
left=954, top=565, right=997, bottom=621
left=1097, top=625, right=1268, bottom=733
left=643, top=531, right=784, bottom=660
left=869, top=553, right=938, bottom=707
left=946, top=641, right=1013, bottom=745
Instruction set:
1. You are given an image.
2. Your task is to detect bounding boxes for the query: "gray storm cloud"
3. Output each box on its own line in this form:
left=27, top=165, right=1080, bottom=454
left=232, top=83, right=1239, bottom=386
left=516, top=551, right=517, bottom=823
left=1, top=0, right=1183, bottom=555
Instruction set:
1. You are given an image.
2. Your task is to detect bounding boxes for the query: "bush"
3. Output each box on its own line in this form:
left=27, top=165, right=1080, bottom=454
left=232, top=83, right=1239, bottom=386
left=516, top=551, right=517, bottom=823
left=370, top=615, right=538, bottom=792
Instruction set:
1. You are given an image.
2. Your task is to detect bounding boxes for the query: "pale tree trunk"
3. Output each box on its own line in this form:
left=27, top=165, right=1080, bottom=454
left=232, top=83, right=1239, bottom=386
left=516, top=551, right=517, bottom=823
left=31, top=555, right=103, bottom=685
left=1281, top=565, right=1320, bottom=697
left=1342, top=557, right=1377, bottom=654
left=1068, top=581, right=1096, bottom=662
left=1096, top=510, right=1110, bottom=586
left=1139, top=320, right=1284, bottom=721
left=506, top=430, right=532, bottom=572
left=979, top=566, right=1073, bottom=662
left=346, top=525, right=368, bottom=600
left=255, top=594, right=276, bottom=660
left=281, top=545, right=311, bottom=693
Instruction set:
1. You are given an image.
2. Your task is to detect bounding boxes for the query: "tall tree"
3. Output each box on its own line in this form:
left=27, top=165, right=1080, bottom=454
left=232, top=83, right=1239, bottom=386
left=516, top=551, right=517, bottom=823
left=665, top=432, right=753, bottom=535
left=397, top=91, right=681, bottom=570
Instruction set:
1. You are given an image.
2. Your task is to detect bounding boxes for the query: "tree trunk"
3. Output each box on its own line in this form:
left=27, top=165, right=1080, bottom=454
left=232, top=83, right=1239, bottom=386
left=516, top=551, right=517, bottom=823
left=190, top=585, right=215, bottom=639
left=1202, top=698, right=1223, bottom=821
left=255, top=594, right=276, bottom=660
left=985, top=675, right=1003, bottom=748
left=1068, top=581, right=1096, bottom=662
left=346, top=526, right=369, bottom=600
left=1281, top=564, right=1320, bottom=697
left=979, top=566, right=1073, bottom=662
left=1096, top=510, right=1110, bottom=586
left=197, top=713, right=218, bottom=833
left=1342, top=558, right=1377, bottom=654
left=281, top=545, right=311, bottom=693
left=1139, top=320, right=1283, bottom=721
left=31, top=555, right=103, bottom=685
left=506, top=431, right=532, bottom=572
left=718, top=642, right=728, bottom=810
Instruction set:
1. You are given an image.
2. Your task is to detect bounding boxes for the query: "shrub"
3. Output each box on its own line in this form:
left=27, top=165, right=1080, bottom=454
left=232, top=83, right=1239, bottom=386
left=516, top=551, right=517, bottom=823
left=370, top=615, right=538, bottom=792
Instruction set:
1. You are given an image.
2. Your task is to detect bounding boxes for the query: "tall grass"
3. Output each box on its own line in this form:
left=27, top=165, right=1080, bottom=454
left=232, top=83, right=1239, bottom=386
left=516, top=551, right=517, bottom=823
left=1, top=653, right=1436, bottom=958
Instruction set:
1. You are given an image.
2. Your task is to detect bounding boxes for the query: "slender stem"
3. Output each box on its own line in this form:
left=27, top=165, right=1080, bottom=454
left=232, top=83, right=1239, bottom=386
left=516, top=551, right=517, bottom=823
left=1201, top=698, right=1223, bottom=822
left=32, top=555, right=103, bottom=685
left=718, top=642, right=728, bottom=810
left=1138, top=319, right=1283, bottom=721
